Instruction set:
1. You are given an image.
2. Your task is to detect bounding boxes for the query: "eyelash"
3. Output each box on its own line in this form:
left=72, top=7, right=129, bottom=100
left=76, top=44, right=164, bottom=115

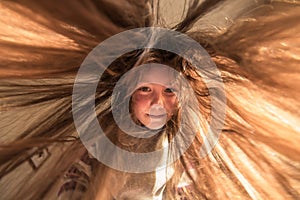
left=137, top=87, right=176, bottom=94
left=138, top=87, right=151, bottom=92
left=164, top=88, right=175, bottom=93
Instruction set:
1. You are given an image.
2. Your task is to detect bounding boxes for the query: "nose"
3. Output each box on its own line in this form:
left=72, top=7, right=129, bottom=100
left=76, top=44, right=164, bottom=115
left=149, top=92, right=167, bottom=116
left=151, top=91, right=164, bottom=106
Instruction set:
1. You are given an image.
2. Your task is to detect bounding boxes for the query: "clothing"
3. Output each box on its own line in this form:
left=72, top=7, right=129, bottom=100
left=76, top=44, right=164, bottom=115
left=58, top=152, right=93, bottom=200
left=58, top=132, right=196, bottom=200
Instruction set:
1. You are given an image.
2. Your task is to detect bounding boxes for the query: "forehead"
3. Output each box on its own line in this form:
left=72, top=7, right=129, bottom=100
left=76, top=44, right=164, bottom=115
left=139, top=64, right=175, bottom=86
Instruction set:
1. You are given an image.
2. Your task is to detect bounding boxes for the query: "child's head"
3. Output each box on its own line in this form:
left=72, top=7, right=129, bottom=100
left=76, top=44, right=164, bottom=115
left=130, top=64, right=179, bottom=130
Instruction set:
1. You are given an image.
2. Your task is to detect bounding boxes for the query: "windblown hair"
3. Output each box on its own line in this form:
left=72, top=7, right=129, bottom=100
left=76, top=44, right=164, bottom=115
left=0, top=0, right=299, bottom=199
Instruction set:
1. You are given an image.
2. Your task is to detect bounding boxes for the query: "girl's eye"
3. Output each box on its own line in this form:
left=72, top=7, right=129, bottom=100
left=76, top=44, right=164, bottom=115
left=164, top=88, right=176, bottom=94
left=164, top=88, right=177, bottom=97
left=138, top=86, right=151, bottom=92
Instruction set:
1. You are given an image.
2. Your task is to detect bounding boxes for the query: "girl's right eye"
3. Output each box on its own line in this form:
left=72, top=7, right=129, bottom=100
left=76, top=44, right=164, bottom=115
left=138, top=86, right=151, bottom=92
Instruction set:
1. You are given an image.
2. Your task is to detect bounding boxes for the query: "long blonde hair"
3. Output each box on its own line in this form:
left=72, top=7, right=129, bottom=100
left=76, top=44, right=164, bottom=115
left=0, top=0, right=299, bottom=199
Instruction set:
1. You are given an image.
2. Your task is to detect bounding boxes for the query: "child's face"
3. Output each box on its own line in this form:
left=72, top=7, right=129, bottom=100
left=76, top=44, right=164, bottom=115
left=131, top=66, right=178, bottom=130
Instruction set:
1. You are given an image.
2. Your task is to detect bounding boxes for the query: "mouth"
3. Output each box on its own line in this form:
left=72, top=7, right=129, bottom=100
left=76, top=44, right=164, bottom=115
left=147, top=114, right=167, bottom=119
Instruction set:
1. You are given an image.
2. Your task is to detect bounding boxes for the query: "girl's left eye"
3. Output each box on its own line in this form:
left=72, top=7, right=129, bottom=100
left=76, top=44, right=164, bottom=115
left=164, top=88, right=176, bottom=94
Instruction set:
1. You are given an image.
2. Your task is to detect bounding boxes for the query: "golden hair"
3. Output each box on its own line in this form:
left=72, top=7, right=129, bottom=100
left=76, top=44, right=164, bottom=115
left=0, top=0, right=299, bottom=199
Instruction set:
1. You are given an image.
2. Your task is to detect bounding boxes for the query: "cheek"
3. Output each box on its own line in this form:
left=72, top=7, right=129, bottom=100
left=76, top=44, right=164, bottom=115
left=131, top=96, right=151, bottom=125
left=131, top=94, right=150, bottom=112
left=164, top=97, right=178, bottom=113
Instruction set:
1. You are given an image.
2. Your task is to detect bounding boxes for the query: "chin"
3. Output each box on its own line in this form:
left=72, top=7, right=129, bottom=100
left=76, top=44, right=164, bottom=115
left=145, top=124, right=165, bottom=130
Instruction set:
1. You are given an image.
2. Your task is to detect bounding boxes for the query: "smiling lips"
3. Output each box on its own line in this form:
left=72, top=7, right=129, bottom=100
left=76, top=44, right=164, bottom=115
left=146, top=113, right=167, bottom=119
